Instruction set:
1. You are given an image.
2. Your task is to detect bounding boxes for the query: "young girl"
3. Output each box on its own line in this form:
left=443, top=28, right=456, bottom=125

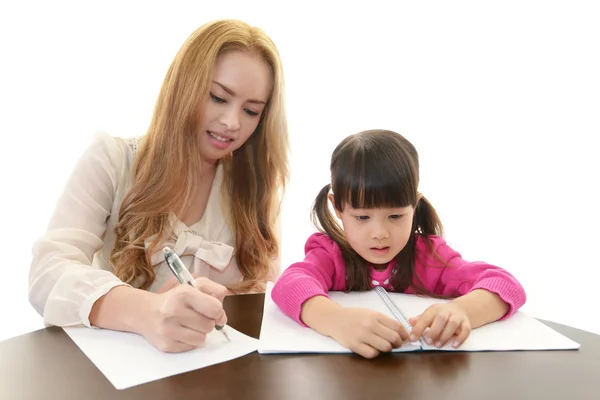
left=272, top=129, right=526, bottom=359
left=29, top=19, right=289, bottom=353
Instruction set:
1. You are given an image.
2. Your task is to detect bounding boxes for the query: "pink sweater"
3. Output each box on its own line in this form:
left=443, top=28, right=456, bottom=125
left=272, top=233, right=526, bottom=325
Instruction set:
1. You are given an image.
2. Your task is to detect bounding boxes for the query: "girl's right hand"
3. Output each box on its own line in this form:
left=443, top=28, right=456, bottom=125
left=329, top=307, right=409, bottom=358
left=140, top=278, right=228, bottom=353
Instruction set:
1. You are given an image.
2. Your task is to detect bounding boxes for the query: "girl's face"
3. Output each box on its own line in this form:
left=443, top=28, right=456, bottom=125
left=198, top=50, right=272, bottom=164
left=331, top=195, right=415, bottom=270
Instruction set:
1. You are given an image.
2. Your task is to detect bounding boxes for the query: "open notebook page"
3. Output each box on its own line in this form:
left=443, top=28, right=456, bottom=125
left=259, top=282, right=580, bottom=354
left=64, top=325, right=258, bottom=390
left=383, top=291, right=581, bottom=351
left=258, top=282, right=421, bottom=354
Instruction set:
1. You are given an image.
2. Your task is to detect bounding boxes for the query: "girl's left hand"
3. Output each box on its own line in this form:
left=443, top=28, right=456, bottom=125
left=408, top=302, right=472, bottom=348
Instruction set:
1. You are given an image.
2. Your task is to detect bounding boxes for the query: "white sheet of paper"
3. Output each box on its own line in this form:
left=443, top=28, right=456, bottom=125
left=258, top=283, right=421, bottom=354
left=64, top=325, right=258, bottom=390
left=258, top=282, right=580, bottom=354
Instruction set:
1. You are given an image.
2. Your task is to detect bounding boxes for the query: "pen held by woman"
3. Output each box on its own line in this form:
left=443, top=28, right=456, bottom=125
left=163, top=247, right=231, bottom=342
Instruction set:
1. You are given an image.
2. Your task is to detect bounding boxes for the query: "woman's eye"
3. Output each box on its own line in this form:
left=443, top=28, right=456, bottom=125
left=210, top=93, right=226, bottom=103
left=245, top=108, right=259, bottom=116
left=389, top=214, right=403, bottom=220
left=354, top=216, right=370, bottom=221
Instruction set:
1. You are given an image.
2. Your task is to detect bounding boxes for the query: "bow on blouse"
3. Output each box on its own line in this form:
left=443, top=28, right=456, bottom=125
left=145, top=229, right=234, bottom=272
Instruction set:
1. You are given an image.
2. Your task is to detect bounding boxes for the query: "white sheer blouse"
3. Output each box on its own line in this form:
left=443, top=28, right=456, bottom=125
left=29, top=132, right=276, bottom=328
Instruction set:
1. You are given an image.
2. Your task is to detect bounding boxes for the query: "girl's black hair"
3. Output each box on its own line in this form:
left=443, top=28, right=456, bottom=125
left=311, top=130, right=445, bottom=293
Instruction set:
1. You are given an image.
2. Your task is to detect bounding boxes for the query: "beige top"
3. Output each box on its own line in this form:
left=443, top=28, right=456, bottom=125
left=29, top=132, right=275, bottom=328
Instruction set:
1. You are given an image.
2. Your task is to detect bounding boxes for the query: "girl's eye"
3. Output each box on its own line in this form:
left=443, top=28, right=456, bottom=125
left=389, top=214, right=403, bottom=220
left=210, top=93, right=226, bottom=103
left=245, top=108, right=259, bottom=116
left=354, top=216, right=370, bottom=221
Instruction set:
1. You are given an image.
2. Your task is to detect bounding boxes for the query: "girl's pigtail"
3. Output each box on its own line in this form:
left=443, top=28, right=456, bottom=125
left=415, top=195, right=443, bottom=236
left=310, top=184, right=370, bottom=291
left=311, top=184, right=346, bottom=244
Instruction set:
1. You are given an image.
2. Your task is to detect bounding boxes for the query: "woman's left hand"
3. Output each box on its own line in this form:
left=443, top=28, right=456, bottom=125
left=408, top=302, right=472, bottom=348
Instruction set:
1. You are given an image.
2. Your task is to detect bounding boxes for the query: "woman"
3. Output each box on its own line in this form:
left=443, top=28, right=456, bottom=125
left=29, top=19, right=289, bottom=353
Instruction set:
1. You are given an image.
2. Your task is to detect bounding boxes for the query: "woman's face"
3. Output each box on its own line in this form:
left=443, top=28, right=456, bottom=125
left=198, top=50, right=273, bottom=164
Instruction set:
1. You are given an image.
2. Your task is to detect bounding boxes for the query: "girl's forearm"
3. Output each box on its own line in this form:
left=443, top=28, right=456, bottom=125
left=300, top=295, right=342, bottom=336
left=452, top=289, right=509, bottom=328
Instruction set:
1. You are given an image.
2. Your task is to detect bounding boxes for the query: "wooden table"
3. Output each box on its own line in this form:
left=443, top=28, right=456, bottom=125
left=1, top=293, right=599, bottom=399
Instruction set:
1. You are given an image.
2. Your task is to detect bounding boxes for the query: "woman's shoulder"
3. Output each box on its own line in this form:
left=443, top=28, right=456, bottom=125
left=67, top=132, right=145, bottom=200
left=89, top=131, right=141, bottom=156
left=83, top=132, right=144, bottom=172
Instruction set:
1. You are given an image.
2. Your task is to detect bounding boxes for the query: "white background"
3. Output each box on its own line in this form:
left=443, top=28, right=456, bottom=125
left=1, top=0, right=598, bottom=342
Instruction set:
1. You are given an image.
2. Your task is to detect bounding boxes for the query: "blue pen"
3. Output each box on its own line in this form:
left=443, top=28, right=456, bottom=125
left=163, top=246, right=231, bottom=342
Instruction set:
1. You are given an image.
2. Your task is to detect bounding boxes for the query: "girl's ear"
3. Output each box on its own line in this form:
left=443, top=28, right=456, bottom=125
left=328, top=193, right=343, bottom=219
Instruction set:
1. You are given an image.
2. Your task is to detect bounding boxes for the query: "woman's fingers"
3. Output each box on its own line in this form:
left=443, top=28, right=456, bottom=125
left=194, top=277, right=229, bottom=302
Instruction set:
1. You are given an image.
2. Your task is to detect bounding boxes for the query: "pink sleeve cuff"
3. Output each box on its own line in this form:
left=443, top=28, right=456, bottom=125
left=271, top=278, right=330, bottom=326
left=471, top=277, right=527, bottom=320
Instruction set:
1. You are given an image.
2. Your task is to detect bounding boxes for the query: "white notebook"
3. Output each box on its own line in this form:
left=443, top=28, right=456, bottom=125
left=258, top=282, right=580, bottom=354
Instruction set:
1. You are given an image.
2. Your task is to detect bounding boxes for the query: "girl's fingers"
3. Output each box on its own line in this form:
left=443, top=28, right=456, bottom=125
left=352, top=342, right=380, bottom=359
left=377, top=315, right=409, bottom=342
left=362, top=332, right=394, bottom=353
left=435, top=317, right=461, bottom=347
left=452, top=321, right=472, bottom=348
left=408, top=315, right=420, bottom=326
left=410, top=310, right=436, bottom=340
left=424, top=313, right=449, bottom=344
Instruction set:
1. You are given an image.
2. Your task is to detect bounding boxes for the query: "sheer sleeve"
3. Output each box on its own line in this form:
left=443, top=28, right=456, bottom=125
left=29, top=133, right=130, bottom=327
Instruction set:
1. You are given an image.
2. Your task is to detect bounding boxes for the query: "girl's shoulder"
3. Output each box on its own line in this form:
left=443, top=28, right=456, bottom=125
left=304, top=232, right=342, bottom=256
left=415, top=233, right=446, bottom=249
left=414, top=234, right=463, bottom=265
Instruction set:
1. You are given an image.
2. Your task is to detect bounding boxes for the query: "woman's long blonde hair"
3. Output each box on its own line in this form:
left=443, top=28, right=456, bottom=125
left=110, top=19, right=289, bottom=291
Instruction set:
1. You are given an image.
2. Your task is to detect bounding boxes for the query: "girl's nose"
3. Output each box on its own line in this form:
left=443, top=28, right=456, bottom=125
left=371, top=223, right=389, bottom=240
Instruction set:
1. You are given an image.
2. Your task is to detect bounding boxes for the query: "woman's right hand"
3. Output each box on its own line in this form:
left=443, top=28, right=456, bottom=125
left=140, top=278, right=228, bottom=353
left=328, top=307, right=408, bottom=359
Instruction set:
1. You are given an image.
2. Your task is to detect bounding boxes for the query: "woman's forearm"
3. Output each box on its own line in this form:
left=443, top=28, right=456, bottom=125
left=89, top=285, right=156, bottom=333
